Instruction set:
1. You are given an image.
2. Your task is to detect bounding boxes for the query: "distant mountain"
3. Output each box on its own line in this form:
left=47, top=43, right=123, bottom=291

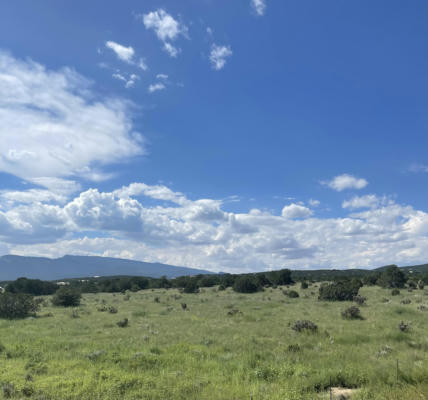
left=0, top=255, right=214, bottom=281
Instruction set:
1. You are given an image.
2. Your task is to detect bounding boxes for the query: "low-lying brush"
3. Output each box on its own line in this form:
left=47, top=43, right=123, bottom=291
left=292, top=319, right=318, bottom=332
left=341, top=306, right=363, bottom=320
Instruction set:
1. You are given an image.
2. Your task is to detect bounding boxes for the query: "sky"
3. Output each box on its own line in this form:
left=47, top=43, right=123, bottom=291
left=0, top=0, right=427, bottom=273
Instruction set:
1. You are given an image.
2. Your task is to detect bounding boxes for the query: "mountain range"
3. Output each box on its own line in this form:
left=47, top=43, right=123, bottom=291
left=0, top=255, right=213, bottom=281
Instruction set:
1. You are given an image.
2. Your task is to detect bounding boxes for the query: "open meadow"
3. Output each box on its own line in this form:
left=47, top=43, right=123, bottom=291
left=1, top=285, right=428, bottom=400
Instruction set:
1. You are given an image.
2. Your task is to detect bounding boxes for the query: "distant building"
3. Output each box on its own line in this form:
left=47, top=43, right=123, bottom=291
left=56, top=281, right=69, bottom=286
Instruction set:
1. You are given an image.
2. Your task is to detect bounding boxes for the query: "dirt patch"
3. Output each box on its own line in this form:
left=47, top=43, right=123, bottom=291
left=331, top=387, right=359, bottom=399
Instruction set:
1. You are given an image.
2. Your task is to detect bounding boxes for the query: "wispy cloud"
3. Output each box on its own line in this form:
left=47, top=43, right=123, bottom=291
left=105, top=41, right=147, bottom=70
left=251, top=0, right=266, bottom=16
left=112, top=73, right=140, bottom=88
left=148, top=82, right=166, bottom=93
left=209, top=44, right=233, bottom=70
left=0, top=51, right=144, bottom=185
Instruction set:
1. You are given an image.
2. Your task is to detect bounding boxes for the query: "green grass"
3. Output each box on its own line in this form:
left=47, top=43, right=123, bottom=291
left=0, top=286, right=428, bottom=399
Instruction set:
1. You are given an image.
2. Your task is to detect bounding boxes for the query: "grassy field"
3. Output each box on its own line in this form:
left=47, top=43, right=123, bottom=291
left=0, top=285, right=428, bottom=399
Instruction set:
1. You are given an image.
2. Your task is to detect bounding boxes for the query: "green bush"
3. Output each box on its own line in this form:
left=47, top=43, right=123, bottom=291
left=292, top=320, right=318, bottom=332
left=341, top=306, right=363, bottom=320
left=52, top=287, right=81, bottom=307
left=0, top=293, right=40, bottom=319
left=391, top=289, right=400, bottom=296
left=284, top=290, right=299, bottom=298
left=318, top=280, right=361, bottom=301
left=377, top=265, right=406, bottom=288
left=232, top=276, right=261, bottom=293
left=301, top=281, right=309, bottom=289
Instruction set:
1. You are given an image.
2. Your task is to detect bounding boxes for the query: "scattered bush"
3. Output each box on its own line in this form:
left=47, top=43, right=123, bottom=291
left=154, top=297, right=160, bottom=303
left=353, top=295, right=367, bottom=305
left=181, top=303, right=187, bottom=310
left=417, top=280, right=425, bottom=290
left=287, top=344, right=301, bottom=352
left=108, top=306, right=118, bottom=314
left=341, top=306, right=363, bottom=320
left=0, top=293, right=40, bottom=319
left=301, top=281, right=309, bottom=289
left=400, top=299, right=411, bottom=305
left=391, top=289, right=400, bottom=296
left=292, top=320, right=318, bottom=333
left=2, top=383, right=15, bottom=398
left=227, top=309, right=242, bottom=316
left=52, top=287, right=81, bottom=307
left=183, top=280, right=200, bottom=294
left=417, top=305, right=428, bottom=311
left=116, top=318, right=129, bottom=328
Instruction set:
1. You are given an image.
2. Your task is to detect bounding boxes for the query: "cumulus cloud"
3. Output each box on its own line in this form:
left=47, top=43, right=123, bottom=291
left=209, top=44, right=233, bottom=70
left=142, top=9, right=187, bottom=57
left=2, top=182, right=427, bottom=272
left=148, top=82, right=166, bottom=93
left=0, top=51, right=144, bottom=184
left=323, top=174, right=368, bottom=191
left=156, top=73, right=168, bottom=80
left=308, top=199, right=320, bottom=207
left=342, top=194, right=385, bottom=210
left=251, top=0, right=266, bottom=16
left=282, top=203, right=313, bottom=219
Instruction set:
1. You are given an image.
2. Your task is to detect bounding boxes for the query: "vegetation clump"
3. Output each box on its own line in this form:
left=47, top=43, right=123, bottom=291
left=292, top=320, right=318, bottom=332
left=0, top=293, right=40, bottom=319
left=400, top=299, right=411, bottom=305
left=341, top=306, right=363, bottom=320
left=52, top=287, right=81, bottom=307
left=353, top=295, right=367, bottom=305
left=318, top=279, right=361, bottom=301
left=283, top=289, right=299, bottom=298
left=117, top=318, right=129, bottom=328
left=391, top=289, right=400, bottom=296
left=232, top=276, right=261, bottom=293
left=398, top=321, right=409, bottom=332
left=377, top=265, right=406, bottom=288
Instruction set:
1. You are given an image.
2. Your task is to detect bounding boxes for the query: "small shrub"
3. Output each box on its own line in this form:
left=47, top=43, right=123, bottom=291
left=286, top=290, right=299, bottom=298
left=227, top=309, right=242, bottom=316
left=117, top=318, right=129, bottom=328
left=70, top=309, right=80, bottom=318
left=52, top=287, right=81, bottom=307
left=21, top=386, right=34, bottom=397
left=417, top=305, right=428, bottom=311
left=400, top=299, right=411, bottom=305
left=88, top=350, right=106, bottom=361
left=417, top=280, right=425, bottom=290
left=3, top=384, right=15, bottom=398
left=391, top=288, right=400, bottom=296
left=287, top=344, right=301, bottom=352
left=97, top=305, right=108, bottom=312
left=0, top=342, right=5, bottom=353
left=292, top=320, right=318, bottom=333
left=154, top=297, right=160, bottom=303
left=301, top=281, right=309, bottom=289
left=108, top=306, right=118, bottom=314
left=0, top=293, right=40, bottom=319
left=341, top=306, right=363, bottom=320
left=353, top=295, right=367, bottom=305
left=398, top=321, right=409, bottom=332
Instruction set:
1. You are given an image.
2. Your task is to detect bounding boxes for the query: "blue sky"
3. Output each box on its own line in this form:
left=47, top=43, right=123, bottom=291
left=0, top=0, right=426, bottom=272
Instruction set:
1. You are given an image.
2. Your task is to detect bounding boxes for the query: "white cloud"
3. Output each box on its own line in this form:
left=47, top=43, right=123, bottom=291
left=105, top=41, right=135, bottom=63
left=105, top=42, right=148, bottom=71
left=142, top=9, right=187, bottom=57
left=251, top=0, right=266, bottom=16
left=156, top=73, right=168, bottom=80
left=209, top=44, right=233, bottom=70
left=308, top=199, right=320, bottom=207
left=0, top=51, right=144, bottom=183
left=163, top=42, right=180, bottom=58
left=342, top=194, right=384, bottom=210
left=323, top=174, right=368, bottom=191
left=148, top=82, right=166, bottom=93
left=282, top=203, right=313, bottom=219
left=1, top=182, right=427, bottom=271
left=112, top=72, right=140, bottom=88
